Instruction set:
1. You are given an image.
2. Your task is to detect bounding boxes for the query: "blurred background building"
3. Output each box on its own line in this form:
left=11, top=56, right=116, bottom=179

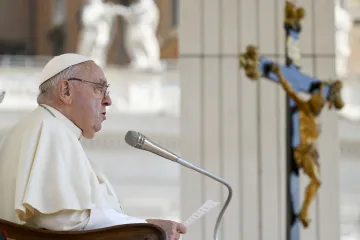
left=0, top=0, right=179, bottom=63
left=1, top=0, right=360, bottom=240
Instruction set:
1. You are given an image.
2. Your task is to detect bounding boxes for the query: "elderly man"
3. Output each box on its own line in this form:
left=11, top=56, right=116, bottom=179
left=0, top=54, right=186, bottom=240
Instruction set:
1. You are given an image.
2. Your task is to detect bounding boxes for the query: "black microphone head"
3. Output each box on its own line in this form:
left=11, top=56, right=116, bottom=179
left=125, top=130, right=145, bottom=149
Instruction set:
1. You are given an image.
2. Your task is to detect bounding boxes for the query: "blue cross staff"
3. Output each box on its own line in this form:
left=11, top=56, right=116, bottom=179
left=239, top=1, right=344, bottom=234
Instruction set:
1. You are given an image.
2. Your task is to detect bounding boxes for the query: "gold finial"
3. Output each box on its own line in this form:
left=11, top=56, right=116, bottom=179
left=285, top=1, right=305, bottom=27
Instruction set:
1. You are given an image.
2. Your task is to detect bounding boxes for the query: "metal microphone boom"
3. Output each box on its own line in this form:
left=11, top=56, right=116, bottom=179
left=125, top=130, right=233, bottom=240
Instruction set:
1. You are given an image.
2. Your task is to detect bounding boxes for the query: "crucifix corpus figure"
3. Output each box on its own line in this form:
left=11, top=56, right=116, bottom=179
left=273, top=65, right=323, bottom=227
left=239, top=1, right=344, bottom=229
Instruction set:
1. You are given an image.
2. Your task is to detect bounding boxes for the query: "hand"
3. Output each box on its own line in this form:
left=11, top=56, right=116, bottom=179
left=271, top=64, right=281, bottom=75
left=146, top=219, right=187, bottom=240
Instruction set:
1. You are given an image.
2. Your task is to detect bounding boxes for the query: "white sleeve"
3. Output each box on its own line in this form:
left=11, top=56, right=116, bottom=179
left=26, top=208, right=147, bottom=231
left=84, top=208, right=147, bottom=230
left=26, top=209, right=91, bottom=231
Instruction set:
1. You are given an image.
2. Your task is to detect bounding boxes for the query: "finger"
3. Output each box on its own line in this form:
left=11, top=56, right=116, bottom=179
left=170, top=231, right=181, bottom=240
left=176, top=223, right=187, bottom=234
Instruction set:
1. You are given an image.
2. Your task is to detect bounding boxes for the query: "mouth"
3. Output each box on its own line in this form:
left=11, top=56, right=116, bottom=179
left=101, top=112, right=106, bottom=119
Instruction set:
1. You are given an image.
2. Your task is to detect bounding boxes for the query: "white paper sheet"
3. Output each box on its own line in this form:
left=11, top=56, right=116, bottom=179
left=183, top=200, right=220, bottom=227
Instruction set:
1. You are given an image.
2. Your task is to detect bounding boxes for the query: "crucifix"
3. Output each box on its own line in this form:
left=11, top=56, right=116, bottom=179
left=239, top=1, right=344, bottom=240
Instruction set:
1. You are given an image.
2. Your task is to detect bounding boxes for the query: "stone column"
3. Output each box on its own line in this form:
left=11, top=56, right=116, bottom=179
left=179, top=0, right=340, bottom=240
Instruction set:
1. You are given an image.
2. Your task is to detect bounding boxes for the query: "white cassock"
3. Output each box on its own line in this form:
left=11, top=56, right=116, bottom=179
left=0, top=104, right=147, bottom=231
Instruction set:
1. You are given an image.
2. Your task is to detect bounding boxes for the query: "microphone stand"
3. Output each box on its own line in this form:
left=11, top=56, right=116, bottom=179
left=125, top=131, right=232, bottom=240
left=176, top=158, right=233, bottom=240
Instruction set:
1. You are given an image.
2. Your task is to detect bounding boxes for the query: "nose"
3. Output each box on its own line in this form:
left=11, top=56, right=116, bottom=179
left=102, top=94, right=112, bottom=106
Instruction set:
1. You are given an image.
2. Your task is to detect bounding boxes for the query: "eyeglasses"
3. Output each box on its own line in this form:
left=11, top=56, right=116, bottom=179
left=68, top=78, right=110, bottom=98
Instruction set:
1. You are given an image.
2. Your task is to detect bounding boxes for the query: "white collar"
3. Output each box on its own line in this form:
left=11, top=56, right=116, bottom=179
left=39, top=104, right=83, bottom=140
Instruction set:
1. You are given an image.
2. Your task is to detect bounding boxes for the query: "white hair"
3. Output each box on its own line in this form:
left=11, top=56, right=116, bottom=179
left=37, top=61, right=93, bottom=103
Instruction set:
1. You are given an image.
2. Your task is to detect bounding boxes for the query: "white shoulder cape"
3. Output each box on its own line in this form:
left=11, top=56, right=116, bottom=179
left=0, top=106, right=122, bottom=222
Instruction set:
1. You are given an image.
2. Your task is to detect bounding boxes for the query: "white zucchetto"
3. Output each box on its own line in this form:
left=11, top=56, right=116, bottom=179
left=39, top=53, right=92, bottom=85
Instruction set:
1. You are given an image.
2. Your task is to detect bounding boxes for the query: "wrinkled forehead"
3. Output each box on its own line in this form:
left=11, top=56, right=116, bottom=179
left=76, top=62, right=108, bottom=84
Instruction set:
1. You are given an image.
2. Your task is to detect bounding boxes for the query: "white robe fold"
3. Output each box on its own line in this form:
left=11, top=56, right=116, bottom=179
left=0, top=104, right=146, bottom=230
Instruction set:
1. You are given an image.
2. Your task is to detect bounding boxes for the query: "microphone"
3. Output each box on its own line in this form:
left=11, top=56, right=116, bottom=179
left=125, top=130, right=233, bottom=240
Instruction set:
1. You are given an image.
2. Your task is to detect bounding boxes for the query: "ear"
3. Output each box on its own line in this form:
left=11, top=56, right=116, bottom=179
left=58, top=80, right=73, bottom=104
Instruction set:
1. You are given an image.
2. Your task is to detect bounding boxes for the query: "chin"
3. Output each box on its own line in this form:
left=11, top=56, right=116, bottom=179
left=83, top=132, right=96, bottom=139
left=93, top=124, right=102, bottom=134
left=82, top=127, right=98, bottom=139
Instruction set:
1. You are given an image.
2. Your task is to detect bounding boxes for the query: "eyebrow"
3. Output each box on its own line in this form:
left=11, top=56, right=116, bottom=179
left=98, top=79, right=108, bottom=85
